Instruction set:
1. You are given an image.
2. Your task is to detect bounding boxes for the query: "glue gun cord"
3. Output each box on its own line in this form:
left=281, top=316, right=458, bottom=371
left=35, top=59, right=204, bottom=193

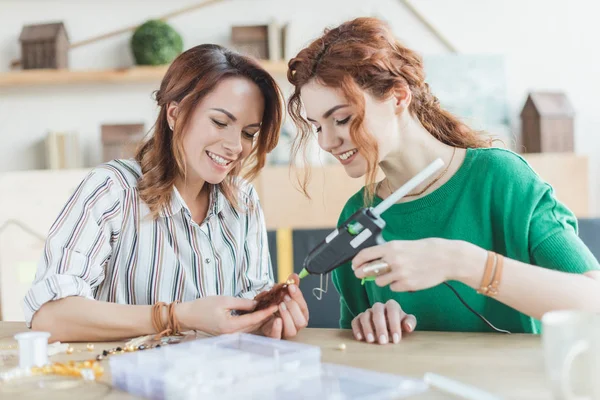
left=443, top=282, right=511, bottom=334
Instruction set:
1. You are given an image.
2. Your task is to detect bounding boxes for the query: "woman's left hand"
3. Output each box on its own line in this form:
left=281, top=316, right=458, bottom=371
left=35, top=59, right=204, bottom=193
left=352, top=239, right=484, bottom=292
left=261, top=274, right=309, bottom=339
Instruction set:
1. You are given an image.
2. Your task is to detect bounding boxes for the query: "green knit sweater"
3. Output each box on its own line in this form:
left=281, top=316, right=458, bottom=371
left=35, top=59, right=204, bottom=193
left=332, top=148, right=599, bottom=334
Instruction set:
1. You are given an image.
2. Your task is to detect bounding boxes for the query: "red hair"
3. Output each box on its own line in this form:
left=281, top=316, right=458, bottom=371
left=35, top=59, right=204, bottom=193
left=136, top=44, right=283, bottom=216
left=287, top=17, right=490, bottom=204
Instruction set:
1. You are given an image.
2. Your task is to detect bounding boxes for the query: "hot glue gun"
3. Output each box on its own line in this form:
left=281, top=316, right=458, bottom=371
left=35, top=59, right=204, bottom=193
left=298, top=158, right=444, bottom=281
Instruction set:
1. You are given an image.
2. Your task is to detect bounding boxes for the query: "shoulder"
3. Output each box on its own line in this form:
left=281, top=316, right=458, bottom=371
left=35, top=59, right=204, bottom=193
left=470, top=148, right=539, bottom=179
left=93, top=159, right=142, bottom=191
left=74, top=159, right=141, bottom=204
left=469, top=147, right=550, bottom=196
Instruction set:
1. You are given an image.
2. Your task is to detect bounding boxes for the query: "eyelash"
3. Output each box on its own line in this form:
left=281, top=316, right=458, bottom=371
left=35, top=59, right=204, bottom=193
left=335, top=116, right=351, bottom=126
left=211, top=119, right=227, bottom=128
left=313, top=116, right=351, bottom=133
left=212, top=119, right=256, bottom=140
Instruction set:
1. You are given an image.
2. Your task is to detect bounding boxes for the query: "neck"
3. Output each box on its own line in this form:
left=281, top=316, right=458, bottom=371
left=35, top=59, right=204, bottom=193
left=174, top=173, right=206, bottom=206
left=379, top=115, right=455, bottom=195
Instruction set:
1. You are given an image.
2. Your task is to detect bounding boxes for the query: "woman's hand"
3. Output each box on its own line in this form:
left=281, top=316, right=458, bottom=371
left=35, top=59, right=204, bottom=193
left=261, top=274, right=310, bottom=339
left=351, top=300, right=416, bottom=344
left=352, top=239, right=482, bottom=292
left=176, top=296, right=278, bottom=336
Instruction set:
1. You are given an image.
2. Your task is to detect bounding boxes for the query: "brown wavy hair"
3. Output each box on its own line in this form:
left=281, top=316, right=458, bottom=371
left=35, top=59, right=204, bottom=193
left=287, top=17, right=491, bottom=204
left=136, top=44, right=283, bottom=217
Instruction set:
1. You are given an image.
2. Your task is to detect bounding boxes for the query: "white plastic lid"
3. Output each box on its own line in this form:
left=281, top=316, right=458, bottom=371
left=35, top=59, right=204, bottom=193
left=14, top=331, right=51, bottom=369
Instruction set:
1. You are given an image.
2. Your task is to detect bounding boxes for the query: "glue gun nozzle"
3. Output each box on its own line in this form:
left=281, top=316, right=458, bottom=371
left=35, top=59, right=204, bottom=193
left=299, top=268, right=309, bottom=279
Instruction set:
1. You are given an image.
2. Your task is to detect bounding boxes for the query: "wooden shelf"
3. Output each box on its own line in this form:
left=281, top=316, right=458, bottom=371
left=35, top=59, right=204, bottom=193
left=0, top=60, right=288, bottom=87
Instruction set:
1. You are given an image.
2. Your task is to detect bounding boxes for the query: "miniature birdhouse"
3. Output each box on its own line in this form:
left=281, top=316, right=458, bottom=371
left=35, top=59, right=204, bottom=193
left=520, top=92, right=575, bottom=153
left=19, top=22, right=69, bottom=69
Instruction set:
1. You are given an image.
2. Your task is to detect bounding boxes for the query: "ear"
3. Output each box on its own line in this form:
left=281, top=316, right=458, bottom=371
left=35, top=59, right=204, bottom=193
left=166, top=101, right=179, bottom=130
left=392, top=87, right=412, bottom=115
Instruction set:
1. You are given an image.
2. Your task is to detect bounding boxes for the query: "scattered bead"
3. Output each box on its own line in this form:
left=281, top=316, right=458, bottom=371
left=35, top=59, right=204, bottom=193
left=102, top=350, right=109, bottom=357
left=86, top=344, right=94, bottom=352
left=66, top=346, right=74, bottom=354
left=337, top=343, right=347, bottom=351
left=96, top=355, right=104, bottom=361
left=116, top=347, right=122, bottom=352
left=138, top=345, right=146, bottom=350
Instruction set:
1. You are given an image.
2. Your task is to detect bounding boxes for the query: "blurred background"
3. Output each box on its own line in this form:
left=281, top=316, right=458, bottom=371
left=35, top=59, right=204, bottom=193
left=1, top=0, right=599, bottom=324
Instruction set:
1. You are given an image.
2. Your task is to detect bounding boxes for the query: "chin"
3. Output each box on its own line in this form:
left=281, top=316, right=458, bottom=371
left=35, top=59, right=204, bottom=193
left=343, top=165, right=367, bottom=179
left=191, top=157, right=233, bottom=185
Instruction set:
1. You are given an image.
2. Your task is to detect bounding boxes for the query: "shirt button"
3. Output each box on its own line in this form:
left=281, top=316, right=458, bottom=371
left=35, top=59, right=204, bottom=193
left=205, top=258, right=211, bottom=264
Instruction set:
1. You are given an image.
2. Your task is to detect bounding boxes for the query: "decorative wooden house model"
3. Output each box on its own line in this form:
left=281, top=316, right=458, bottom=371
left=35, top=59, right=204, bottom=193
left=520, top=92, right=575, bottom=153
left=231, top=21, right=281, bottom=61
left=19, top=22, right=69, bottom=69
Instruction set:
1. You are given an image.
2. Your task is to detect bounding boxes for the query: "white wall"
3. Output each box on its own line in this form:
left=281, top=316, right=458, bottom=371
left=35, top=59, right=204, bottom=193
left=1, top=0, right=599, bottom=211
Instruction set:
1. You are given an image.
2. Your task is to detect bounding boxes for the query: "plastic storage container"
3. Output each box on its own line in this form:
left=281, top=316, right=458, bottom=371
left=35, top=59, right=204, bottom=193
left=110, top=333, right=322, bottom=400
left=110, top=333, right=427, bottom=400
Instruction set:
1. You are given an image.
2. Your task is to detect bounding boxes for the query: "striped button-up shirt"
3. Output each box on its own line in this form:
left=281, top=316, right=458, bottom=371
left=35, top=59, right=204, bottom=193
left=23, top=159, right=273, bottom=326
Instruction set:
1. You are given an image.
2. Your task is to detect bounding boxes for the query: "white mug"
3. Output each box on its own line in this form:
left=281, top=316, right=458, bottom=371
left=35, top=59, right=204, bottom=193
left=541, top=310, right=600, bottom=400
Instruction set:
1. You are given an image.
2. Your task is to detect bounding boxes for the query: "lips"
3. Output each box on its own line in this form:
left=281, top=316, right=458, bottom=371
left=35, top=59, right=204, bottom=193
left=336, top=149, right=358, bottom=161
left=206, top=151, right=234, bottom=166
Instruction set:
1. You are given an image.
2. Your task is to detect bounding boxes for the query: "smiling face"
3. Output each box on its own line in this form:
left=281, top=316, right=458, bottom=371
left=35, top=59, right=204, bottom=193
left=300, top=79, right=402, bottom=178
left=169, top=76, right=264, bottom=185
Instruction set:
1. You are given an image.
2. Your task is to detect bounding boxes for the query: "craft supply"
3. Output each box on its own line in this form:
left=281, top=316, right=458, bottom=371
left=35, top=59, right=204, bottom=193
left=47, top=342, right=69, bottom=356
left=14, top=331, right=51, bottom=368
left=298, top=158, right=444, bottom=280
left=337, top=343, right=347, bottom=351
left=239, top=278, right=296, bottom=315
left=86, top=343, right=95, bottom=352
left=424, top=372, right=501, bottom=400
left=1, top=359, right=104, bottom=382
left=108, top=332, right=427, bottom=399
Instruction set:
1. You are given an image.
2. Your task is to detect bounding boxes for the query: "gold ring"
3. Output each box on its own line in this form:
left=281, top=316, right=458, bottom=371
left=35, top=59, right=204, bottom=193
left=362, top=260, right=391, bottom=277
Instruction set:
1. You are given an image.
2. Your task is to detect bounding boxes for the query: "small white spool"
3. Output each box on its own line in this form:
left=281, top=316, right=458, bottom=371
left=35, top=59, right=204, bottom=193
left=14, top=331, right=51, bottom=368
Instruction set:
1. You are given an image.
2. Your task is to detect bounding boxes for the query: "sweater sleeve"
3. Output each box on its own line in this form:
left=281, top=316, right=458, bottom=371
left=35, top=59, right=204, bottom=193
left=331, top=195, right=372, bottom=329
left=529, top=185, right=599, bottom=273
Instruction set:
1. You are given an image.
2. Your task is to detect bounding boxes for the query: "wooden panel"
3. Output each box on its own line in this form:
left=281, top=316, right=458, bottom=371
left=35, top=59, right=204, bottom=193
left=254, top=165, right=380, bottom=230
left=522, top=152, right=589, bottom=216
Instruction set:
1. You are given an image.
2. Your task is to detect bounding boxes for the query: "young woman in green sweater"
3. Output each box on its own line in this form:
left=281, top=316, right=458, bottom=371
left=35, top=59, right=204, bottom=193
left=286, top=17, right=600, bottom=344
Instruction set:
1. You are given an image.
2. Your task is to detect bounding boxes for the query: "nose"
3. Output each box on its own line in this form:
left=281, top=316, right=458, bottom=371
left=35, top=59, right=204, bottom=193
left=222, top=131, right=243, bottom=156
left=317, top=127, right=342, bottom=153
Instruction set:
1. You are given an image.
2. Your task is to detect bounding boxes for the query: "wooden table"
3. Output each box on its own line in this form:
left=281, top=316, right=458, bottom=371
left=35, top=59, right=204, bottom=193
left=0, top=322, right=551, bottom=399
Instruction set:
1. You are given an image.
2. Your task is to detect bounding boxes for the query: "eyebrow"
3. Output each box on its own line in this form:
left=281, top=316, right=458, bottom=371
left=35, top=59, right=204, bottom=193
left=306, top=104, right=349, bottom=122
left=211, top=108, right=261, bottom=128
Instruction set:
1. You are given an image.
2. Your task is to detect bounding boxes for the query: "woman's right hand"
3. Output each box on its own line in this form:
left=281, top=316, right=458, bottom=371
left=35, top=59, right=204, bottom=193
left=176, top=296, right=278, bottom=336
left=351, top=300, right=416, bottom=344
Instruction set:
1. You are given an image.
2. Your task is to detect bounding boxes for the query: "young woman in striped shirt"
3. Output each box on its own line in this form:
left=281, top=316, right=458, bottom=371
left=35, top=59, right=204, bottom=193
left=25, top=44, right=309, bottom=342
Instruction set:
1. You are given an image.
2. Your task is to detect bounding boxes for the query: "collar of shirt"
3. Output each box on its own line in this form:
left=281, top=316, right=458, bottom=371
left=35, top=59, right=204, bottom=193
left=160, top=184, right=224, bottom=220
